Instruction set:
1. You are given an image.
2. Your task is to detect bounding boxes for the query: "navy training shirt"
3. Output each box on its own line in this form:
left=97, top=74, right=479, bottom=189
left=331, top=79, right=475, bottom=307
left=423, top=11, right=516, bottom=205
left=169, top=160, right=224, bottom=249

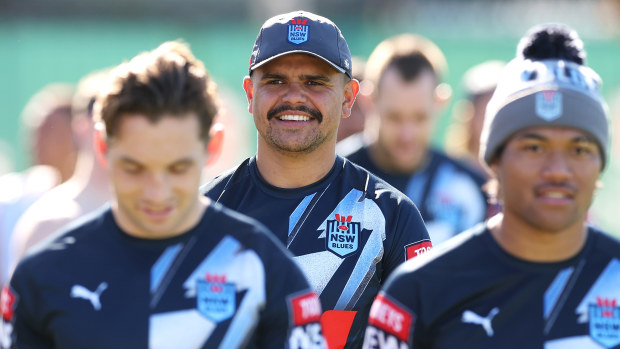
left=363, top=225, right=620, bottom=348
left=339, top=135, right=488, bottom=245
left=201, top=156, right=431, bottom=348
left=3, top=203, right=324, bottom=349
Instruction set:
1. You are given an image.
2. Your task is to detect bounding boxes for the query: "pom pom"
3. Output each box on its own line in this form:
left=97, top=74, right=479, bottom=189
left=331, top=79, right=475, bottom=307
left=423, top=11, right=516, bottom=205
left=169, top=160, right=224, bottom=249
left=517, top=24, right=585, bottom=65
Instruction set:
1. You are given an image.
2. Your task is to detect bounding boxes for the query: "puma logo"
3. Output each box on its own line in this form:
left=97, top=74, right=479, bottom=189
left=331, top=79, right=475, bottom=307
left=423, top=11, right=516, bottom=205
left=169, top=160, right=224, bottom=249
left=71, top=282, right=108, bottom=311
left=461, top=307, right=500, bottom=337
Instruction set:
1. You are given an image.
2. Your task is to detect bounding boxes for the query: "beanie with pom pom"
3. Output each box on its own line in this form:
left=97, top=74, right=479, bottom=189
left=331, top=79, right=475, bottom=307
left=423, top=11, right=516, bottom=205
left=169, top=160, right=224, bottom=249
left=479, top=24, right=609, bottom=169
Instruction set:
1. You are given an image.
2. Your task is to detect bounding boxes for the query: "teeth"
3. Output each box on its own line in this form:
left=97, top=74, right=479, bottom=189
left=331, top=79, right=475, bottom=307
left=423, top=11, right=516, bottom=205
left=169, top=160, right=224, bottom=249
left=544, top=192, right=567, bottom=199
left=279, top=115, right=310, bottom=121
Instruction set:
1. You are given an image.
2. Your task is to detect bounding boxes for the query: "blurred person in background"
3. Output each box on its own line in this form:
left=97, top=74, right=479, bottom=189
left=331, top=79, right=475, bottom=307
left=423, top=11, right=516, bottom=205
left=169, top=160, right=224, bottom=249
left=445, top=60, right=506, bottom=176
left=0, top=83, right=77, bottom=286
left=2, top=40, right=324, bottom=348
left=202, top=11, right=430, bottom=348
left=339, top=33, right=488, bottom=245
left=8, top=69, right=113, bottom=277
left=363, top=24, right=620, bottom=349
left=21, top=83, right=78, bottom=184
left=336, top=56, right=370, bottom=142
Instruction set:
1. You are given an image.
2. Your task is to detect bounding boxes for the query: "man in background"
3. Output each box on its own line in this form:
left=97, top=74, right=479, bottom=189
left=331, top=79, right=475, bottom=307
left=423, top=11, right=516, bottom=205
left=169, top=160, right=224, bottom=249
left=0, top=83, right=77, bottom=285
left=445, top=60, right=506, bottom=176
left=9, top=70, right=112, bottom=273
left=340, top=34, right=488, bottom=244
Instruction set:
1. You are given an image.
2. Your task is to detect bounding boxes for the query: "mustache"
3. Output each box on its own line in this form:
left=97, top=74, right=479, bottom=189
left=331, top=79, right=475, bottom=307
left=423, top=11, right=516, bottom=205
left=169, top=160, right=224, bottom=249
left=267, top=105, right=323, bottom=123
left=534, top=182, right=577, bottom=193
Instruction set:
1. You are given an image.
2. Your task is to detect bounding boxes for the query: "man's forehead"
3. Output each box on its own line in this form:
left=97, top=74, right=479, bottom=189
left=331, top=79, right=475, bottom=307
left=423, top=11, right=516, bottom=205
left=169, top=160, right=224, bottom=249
left=257, top=53, right=342, bottom=75
left=510, top=126, right=596, bottom=141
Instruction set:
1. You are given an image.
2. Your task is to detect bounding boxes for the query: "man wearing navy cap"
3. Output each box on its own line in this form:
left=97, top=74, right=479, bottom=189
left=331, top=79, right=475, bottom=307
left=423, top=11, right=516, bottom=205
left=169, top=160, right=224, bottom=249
left=202, top=11, right=431, bottom=348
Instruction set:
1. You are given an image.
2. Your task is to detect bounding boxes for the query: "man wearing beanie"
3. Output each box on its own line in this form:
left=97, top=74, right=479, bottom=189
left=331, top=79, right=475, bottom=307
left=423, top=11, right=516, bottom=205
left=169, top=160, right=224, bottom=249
left=362, top=24, right=620, bottom=349
left=202, top=11, right=431, bottom=348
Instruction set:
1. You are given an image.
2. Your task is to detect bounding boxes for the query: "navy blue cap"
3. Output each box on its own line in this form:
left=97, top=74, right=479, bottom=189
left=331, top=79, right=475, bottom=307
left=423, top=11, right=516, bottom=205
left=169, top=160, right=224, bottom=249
left=249, top=11, right=352, bottom=78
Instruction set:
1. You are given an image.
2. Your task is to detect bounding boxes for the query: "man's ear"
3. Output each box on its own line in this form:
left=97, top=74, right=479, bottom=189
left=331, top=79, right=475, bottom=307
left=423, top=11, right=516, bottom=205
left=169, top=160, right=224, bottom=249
left=342, top=78, right=360, bottom=118
left=243, top=76, right=254, bottom=114
left=205, top=123, right=224, bottom=167
left=93, top=127, right=108, bottom=168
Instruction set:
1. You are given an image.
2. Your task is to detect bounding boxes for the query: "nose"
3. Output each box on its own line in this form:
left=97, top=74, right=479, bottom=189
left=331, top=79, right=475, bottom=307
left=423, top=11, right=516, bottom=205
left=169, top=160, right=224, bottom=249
left=281, top=82, right=307, bottom=104
left=541, top=150, right=571, bottom=181
left=143, top=172, right=171, bottom=202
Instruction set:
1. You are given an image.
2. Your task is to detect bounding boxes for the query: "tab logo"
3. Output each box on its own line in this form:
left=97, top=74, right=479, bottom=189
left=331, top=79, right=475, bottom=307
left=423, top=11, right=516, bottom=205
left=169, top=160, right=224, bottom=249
left=197, top=274, right=236, bottom=323
left=535, top=90, right=563, bottom=121
left=405, top=240, right=432, bottom=260
left=589, top=297, right=620, bottom=348
left=290, top=291, right=322, bottom=326
left=326, top=214, right=360, bottom=258
left=288, top=19, right=309, bottom=45
left=368, top=294, right=413, bottom=342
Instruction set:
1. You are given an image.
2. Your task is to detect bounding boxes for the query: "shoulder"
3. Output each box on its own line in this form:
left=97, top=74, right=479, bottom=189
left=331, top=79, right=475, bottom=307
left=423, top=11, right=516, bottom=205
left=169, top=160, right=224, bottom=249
left=386, top=225, right=489, bottom=288
left=208, top=202, right=293, bottom=257
left=430, top=148, right=487, bottom=185
left=13, top=207, right=109, bottom=279
left=200, top=158, right=252, bottom=197
left=343, top=158, right=414, bottom=207
left=589, top=225, right=620, bottom=257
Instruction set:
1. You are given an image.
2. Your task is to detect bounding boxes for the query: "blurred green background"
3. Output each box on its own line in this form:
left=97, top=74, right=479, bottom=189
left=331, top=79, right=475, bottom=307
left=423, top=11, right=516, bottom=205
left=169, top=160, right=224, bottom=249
left=2, top=0, right=620, bottom=235
left=2, top=0, right=619, bottom=172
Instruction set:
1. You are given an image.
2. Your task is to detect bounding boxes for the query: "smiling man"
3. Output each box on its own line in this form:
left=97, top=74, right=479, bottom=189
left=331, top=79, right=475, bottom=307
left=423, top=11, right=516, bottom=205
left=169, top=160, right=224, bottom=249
left=363, top=24, right=620, bottom=349
left=202, top=11, right=430, bottom=348
left=2, top=41, right=324, bottom=349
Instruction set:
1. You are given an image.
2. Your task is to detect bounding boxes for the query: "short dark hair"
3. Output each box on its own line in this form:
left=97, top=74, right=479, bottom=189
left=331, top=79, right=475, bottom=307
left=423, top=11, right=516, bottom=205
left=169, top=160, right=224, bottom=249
left=94, top=41, right=219, bottom=142
left=365, top=33, right=447, bottom=90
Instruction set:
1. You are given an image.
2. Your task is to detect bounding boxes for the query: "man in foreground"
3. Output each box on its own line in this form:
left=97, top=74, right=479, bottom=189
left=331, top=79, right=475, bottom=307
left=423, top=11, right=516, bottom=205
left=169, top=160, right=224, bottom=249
left=2, top=41, right=324, bottom=349
left=203, top=11, right=430, bottom=348
left=363, top=24, right=620, bottom=348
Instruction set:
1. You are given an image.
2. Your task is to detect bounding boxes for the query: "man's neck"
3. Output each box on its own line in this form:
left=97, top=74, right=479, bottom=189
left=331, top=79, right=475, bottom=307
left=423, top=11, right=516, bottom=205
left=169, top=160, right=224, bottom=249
left=255, top=143, right=336, bottom=189
left=488, top=213, right=589, bottom=263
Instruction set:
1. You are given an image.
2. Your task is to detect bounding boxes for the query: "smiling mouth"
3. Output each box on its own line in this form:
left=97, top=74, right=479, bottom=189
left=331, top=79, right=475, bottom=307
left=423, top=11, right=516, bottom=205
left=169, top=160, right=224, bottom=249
left=278, top=114, right=311, bottom=121
left=143, top=207, right=173, bottom=220
left=542, top=192, right=570, bottom=199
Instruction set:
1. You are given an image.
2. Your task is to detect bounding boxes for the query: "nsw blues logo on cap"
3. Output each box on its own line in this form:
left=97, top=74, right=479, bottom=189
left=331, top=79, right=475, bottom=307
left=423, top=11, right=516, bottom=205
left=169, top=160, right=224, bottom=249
left=535, top=90, right=563, bottom=121
left=288, top=19, right=309, bottom=45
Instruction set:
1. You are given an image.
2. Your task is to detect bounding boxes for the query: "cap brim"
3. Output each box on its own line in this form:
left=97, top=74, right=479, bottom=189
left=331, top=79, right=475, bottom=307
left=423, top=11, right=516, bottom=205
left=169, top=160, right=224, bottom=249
left=250, top=50, right=347, bottom=76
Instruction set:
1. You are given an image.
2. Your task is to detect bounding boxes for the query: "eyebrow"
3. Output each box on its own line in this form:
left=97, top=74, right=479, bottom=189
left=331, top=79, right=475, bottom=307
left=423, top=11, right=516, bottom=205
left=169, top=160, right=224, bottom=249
left=516, top=132, right=597, bottom=144
left=118, top=156, right=195, bottom=167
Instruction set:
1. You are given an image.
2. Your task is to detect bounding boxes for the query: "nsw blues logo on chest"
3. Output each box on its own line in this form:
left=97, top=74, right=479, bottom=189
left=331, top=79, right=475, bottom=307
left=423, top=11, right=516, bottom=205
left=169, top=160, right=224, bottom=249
left=589, top=297, right=620, bottom=348
left=288, top=19, right=309, bottom=44
left=197, top=274, right=236, bottom=323
left=326, top=214, right=361, bottom=258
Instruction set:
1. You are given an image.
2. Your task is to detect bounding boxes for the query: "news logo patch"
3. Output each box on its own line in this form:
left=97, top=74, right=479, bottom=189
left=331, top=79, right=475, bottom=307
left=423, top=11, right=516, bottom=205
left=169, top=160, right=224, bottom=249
left=326, top=214, right=361, bottom=258
left=288, top=19, right=309, bottom=45
left=368, top=294, right=414, bottom=343
left=405, top=239, right=432, bottom=260
left=589, top=297, right=620, bottom=348
left=197, top=275, right=236, bottom=323
left=535, top=90, right=563, bottom=121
